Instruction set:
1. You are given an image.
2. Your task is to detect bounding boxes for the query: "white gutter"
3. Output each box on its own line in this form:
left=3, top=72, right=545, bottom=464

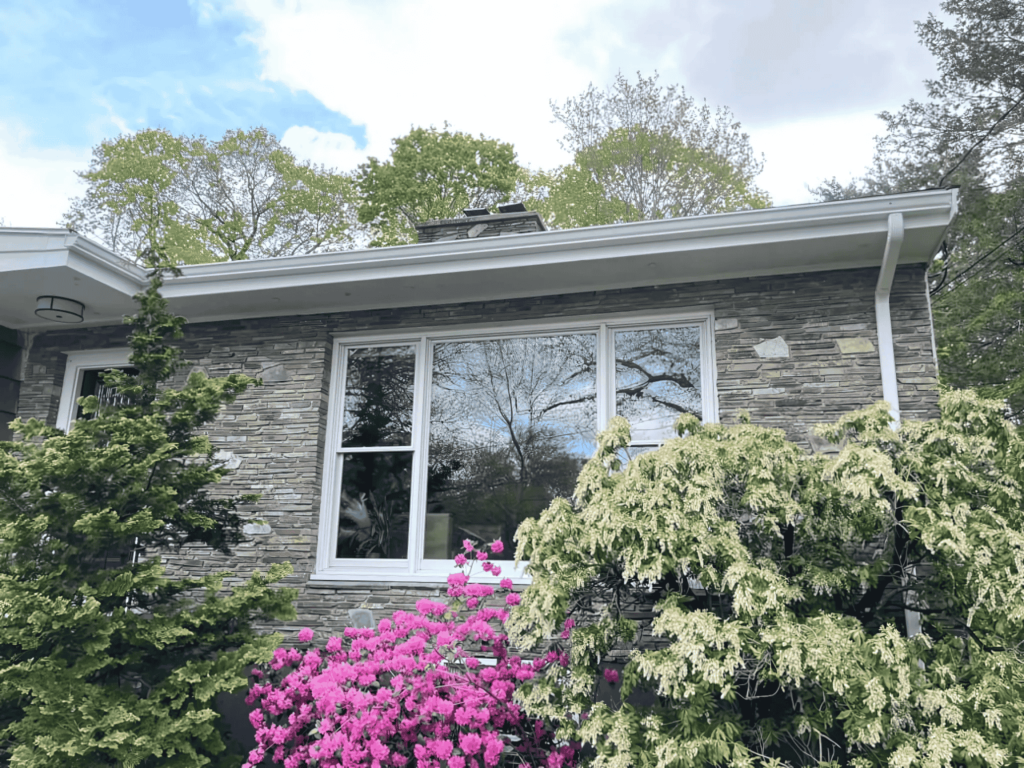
left=875, top=213, right=904, bottom=427
left=875, top=212, right=923, bottom=638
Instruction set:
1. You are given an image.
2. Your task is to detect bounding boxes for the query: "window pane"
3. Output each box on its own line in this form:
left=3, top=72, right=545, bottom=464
left=342, top=346, right=416, bottom=447
left=615, top=326, right=702, bottom=443
left=76, top=367, right=138, bottom=420
left=336, top=452, right=412, bottom=559
left=425, top=334, right=597, bottom=560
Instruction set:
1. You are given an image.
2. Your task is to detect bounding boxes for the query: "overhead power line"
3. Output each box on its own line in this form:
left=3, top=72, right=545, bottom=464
left=932, top=223, right=1024, bottom=300
left=937, top=91, right=1024, bottom=188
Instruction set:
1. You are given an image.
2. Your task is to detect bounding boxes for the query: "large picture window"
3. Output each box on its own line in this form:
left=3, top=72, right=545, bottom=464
left=314, top=311, right=717, bottom=583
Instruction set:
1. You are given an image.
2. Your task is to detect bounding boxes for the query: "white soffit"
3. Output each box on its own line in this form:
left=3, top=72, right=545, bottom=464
left=0, top=190, right=958, bottom=330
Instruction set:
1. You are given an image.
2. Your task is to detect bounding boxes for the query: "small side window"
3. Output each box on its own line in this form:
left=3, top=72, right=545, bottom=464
left=75, top=366, right=138, bottom=420
left=56, top=349, right=133, bottom=432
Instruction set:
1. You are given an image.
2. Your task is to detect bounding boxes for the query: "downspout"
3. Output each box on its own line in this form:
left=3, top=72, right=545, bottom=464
left=875, top=213, right=904, bottom=427
left=875, top=213, right=922, bottom=637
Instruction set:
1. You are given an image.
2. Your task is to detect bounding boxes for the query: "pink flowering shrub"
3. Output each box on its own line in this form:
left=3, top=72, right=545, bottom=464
left=244, top=540, right=578, bottom=768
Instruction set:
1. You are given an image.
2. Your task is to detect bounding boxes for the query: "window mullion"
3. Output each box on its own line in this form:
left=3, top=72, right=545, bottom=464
left=597, top=323, right=614, bottom=431
left=408, top=337, right=431, bottom=574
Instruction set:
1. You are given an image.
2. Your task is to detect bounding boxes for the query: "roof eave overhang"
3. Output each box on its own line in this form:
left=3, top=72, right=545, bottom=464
left=0, top=189, right=958, bottom=330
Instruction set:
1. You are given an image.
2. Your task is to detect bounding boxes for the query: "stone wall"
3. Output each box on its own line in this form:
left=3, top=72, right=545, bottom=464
left=414, top=210, right=547, bottom=243
left=16, top=264, right=938, bottom=636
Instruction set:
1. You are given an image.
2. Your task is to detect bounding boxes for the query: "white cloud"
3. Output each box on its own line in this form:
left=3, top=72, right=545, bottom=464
left=281, top=125, right=365, bottom=172
left=229, top=0, right=621, bottom=170
left=0, top=122, right=89, bottom=228
left=229, top=0, right=925, bottom=206
left=1, top=0, right=939, bottom=228
left=748, top=111, right=887, bottom=207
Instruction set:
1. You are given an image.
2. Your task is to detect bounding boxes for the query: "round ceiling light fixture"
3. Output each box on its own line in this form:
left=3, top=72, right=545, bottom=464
left=35, top=295, right=85, bottom=323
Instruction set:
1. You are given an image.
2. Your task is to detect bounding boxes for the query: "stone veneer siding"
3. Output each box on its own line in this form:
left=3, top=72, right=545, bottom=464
left=15, top=264, right=937, bottom=636
left=414, top=211, right=547, bottom=243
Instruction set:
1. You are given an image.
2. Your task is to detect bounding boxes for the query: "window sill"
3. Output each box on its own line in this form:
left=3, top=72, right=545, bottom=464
left=307, top=567, right=529, bottom=590
left=306, top=577, right=450, bottom=590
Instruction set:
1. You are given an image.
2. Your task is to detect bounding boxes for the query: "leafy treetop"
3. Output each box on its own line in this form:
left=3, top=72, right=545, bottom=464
left=356, top=125, right=521, bottom=246
left=535, top=72, right=770, bottom=229
left=64, top=127, right=358, bottom=265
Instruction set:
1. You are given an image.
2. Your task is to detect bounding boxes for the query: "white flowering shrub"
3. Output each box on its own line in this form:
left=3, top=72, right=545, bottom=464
left=508, top=392, right=1024, bottom=768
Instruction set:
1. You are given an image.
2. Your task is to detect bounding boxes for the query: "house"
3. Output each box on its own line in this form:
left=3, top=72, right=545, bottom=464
left=0, top=189, right=957, bottom=635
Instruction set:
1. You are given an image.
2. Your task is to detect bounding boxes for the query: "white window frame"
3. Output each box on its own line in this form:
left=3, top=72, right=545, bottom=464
left=313, top=309, right=718, bottom=585
left=56, top=348, right=133, bottom=432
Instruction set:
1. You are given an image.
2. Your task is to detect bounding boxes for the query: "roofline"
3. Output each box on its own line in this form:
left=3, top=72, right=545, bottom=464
left=165, top=189, right=957, bottom=291
left=0, top=189, right=959, bottom=329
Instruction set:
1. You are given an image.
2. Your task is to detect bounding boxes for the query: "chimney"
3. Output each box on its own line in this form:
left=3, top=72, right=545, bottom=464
left=414, top=203, right=548, bottom=244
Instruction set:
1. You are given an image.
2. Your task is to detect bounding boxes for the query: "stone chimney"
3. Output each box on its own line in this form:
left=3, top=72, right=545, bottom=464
left=414, top=203, right=548, bottom=244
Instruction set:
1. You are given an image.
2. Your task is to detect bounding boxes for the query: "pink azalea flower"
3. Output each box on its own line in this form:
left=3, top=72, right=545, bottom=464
left=245, top=548, right=578, bottom=768
left=454, top=553, right=467, bottom=566
left=462, top=538, right=475, bottom=551
left=459, top=732, right=483, bottom=755
left=489, top=540, right=504, bottom=554
left=603, top=668, right=620, bottom=684
left=429, top=738, right=454, bottom=760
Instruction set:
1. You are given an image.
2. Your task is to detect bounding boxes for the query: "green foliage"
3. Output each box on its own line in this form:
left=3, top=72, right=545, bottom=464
left=508, top=392, right=1024, bottom=767
left=0, top=263, right=296, bottom=766
left=356, top=124, right=521, bottom=246
left=64, top=127, right=357, bottom=264
left=539, top=72, right=770, bottom=228
left=813, top=1, right=1024, bottom=421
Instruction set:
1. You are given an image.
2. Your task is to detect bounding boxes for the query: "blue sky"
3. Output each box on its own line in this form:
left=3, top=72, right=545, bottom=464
left=0, top=0, right=940, bottom=231
left=0, top=0, right=365, bottom=151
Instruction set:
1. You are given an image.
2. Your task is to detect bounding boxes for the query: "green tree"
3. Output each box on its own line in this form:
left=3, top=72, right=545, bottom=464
left=0, top=257, right=296, bottom=766
left=356, top=125, right=521, bottom=246
left=538, top=72, right=770, bottom=229
left=509, top=392, right=1024, bottom=767
left=814, top=1, right=1024, bottom=421
left=65, top=127, right=357, bottom=264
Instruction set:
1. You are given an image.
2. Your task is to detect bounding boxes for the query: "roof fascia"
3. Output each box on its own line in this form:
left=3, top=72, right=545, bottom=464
left=162, top=190, right=958, bottom=295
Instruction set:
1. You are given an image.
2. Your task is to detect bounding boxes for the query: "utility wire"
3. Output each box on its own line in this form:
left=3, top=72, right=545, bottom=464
left=932, top=223, right=1024, bottom=300
left=937, top=91, right=1024, bottom=187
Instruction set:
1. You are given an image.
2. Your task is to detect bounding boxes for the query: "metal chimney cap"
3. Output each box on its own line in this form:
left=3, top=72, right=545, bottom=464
left=463, top=208, right=490, bottom=217
left=497, top=202, right=528, bottom=214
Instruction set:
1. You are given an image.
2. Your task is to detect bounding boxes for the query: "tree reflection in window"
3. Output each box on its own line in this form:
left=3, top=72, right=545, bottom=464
left=337, top=346, right=415, bottom=559
left=425, top=334, right=597, bottom=561
left=342, top=346, right=415, bottom=447
left=615, top=325, right=702, bottom=443
left=335, top=453, right=411, bottom=559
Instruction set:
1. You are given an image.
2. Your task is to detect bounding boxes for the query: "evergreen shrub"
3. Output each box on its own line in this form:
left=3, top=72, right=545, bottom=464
left=0, top=267, right=296, bottom=767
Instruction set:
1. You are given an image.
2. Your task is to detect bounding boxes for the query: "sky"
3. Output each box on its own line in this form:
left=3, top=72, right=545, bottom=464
left=0, top=0, right=942, bottom=232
